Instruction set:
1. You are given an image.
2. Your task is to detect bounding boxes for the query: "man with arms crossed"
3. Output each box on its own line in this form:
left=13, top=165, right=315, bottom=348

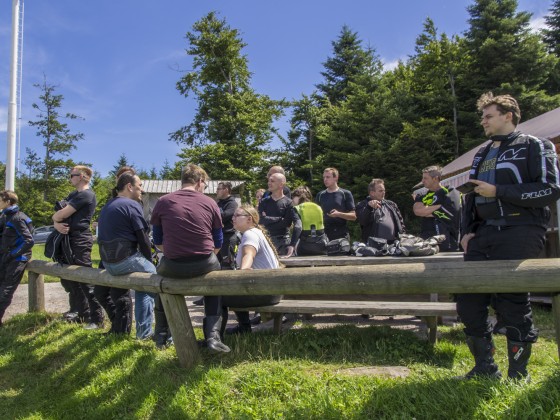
left=53, top=165, right=104, bottom=329
left=413, top=165, right=460, bottom=251
left=458, top=92, right=560, bottom=380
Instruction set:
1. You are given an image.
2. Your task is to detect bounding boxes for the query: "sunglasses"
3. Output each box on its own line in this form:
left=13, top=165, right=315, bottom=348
left=232, top=213, right=250, bottom=218
left=69, top=173, right=81, bottom=178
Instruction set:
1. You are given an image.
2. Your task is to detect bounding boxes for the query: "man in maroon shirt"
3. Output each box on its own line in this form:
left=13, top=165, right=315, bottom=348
left=151, top=164, right=229, bottom=354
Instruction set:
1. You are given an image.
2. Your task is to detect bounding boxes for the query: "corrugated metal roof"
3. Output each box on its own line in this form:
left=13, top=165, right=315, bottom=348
left=142, top=179, right=246, bottom=195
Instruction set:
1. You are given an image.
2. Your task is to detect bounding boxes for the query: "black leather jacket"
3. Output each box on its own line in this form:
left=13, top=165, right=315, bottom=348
left=463, top=131, right=560, bottom=234
left=356, top=197, right=405, bottom=243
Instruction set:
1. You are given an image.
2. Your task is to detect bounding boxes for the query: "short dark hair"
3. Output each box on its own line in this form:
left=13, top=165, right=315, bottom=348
left=368, top=179, right=384, bottom=192
left=477, top=92, right=521, bottom=125
left=291, top=186, right=313, bottom=203
left=0, top=190, right=18, bottom=205
left=113, top=172, right=138, bottom=198
left=218, top=181, right=232, bottom=194
left=115, top=166, right=136, bottom=179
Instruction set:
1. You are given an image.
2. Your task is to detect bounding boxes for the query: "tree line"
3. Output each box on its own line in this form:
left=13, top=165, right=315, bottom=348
left=8, top=0, right=560, bottom=230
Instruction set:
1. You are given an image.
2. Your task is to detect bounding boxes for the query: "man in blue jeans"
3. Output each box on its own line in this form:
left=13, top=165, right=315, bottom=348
left=97, top=171, right=156, bottom=337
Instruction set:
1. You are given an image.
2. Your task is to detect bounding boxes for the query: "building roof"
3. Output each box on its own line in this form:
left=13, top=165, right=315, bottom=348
left=442, top=106, right=560, bottom=179
left=142, top=179, right=246, bottom=195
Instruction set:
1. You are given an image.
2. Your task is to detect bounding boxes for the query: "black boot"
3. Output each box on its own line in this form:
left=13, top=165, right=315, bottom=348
left=220, top=308, right=229, bottom=341
left=463, top=336, right=502, bottom=379
left=507, top=339, right=532, bottom=381
left=203, top=315, right=231, bottom=354
left=225, top=311, right=252, bottom=335
left=154, top=305, right=172, bottom=349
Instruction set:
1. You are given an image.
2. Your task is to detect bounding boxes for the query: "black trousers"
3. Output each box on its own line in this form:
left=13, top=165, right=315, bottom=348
left=325, top=225, right=349, bottom=241
left=456, top=224, right=545, bottom=342
left=0, top=257, right=29, bottom=322
left=60, top=232, right=104, bottom=324
left=157, top=253, right=222, bottom=321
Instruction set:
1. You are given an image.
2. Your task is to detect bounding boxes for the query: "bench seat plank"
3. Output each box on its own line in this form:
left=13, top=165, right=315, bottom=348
left=232, top=300, right=457, bottom=316
left=231, top=300, right=457, bottom=344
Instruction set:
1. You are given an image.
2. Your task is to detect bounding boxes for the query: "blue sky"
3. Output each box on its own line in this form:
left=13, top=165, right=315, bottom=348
left=0, top=0, right=554, bottom=178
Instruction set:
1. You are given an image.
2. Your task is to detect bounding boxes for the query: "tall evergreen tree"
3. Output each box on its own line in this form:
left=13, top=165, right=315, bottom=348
left=170, top=12, right=285, bottom=187
left=409, top=18, right=468, bottom=157
left=316, top=25, right=383, bottom=105
left=543, top=0, right=560, bottom=55
left=463, top=0, right=554, bottom=109
left=27, top=76, right=84, bottom=202
left=282, top=94, right=328, bottom=190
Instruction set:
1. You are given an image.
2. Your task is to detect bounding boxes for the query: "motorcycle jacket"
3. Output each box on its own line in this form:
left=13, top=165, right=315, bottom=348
left=463, top=131, right=560, bottom=234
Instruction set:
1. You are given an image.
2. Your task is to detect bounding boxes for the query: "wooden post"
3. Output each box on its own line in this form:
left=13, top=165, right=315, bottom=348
left=28, top=271, right=45, bottom=312
left=553, top=293, right=560, bottom=361
left=159, top=293, right=200, bottom=369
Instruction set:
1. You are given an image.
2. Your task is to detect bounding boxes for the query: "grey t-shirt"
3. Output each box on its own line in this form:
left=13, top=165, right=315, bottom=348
left=236, top=228, right=279, bottom=270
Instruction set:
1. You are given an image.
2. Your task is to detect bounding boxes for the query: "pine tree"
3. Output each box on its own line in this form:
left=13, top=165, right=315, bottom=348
left=27, top=76, right=84, bottom=201
left=171, top=12, right=285, bottom=187
left=316, top=26, right=383, bottom=106
left=543, top=0, right=560, bottom=55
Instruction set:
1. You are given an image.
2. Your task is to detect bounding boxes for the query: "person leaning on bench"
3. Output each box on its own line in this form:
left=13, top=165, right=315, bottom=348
left=97, top=171, right=157, bottom=336
left=223, top=204, right=282, bottom=335
left=150, top=164, right=230, bottom=354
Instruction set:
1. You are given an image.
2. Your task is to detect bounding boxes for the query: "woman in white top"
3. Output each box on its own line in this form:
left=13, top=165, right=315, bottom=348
left=221, top=204, right=282, bottom=335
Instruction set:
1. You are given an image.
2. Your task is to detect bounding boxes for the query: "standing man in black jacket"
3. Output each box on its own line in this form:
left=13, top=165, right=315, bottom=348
left=458, top=92, right=560, bottom=381
left=0, top=191, right=34, bottom=327
left=216, top=182, right=238, bottom=268
left=356, top=179, right=405, bottom=244
left=258, top=173, right=300, bottom=256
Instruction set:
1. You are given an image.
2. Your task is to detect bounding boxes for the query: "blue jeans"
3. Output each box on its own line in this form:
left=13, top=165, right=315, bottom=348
left=104, top=252, right=157, bottom=339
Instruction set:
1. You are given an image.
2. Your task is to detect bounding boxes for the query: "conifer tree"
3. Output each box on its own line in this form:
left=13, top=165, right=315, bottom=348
left=171, top=12, right=285, bottom=187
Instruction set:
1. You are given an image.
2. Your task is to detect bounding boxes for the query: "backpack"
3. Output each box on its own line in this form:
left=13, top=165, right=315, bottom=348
left=44, top=230, right=74, bottom=264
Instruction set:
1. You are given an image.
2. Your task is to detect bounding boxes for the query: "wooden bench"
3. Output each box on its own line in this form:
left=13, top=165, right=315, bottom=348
left=24, top=258, right=560, bottom=370
left=231, top=300, right=457, bottom=343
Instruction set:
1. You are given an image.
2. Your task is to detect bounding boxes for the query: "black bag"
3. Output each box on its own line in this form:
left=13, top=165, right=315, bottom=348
left=44, top=231, right=74, bottom=264
left=326, top=238, right=351, bottom=256
left=367, top=237, right=389, bottom=252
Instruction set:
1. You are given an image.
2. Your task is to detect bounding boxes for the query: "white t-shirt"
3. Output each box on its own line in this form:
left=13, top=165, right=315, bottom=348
left=236, top=228, right=279, bottom=270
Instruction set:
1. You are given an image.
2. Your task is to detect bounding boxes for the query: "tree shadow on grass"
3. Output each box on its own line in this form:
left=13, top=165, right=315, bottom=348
left=0, top=313, right=210, bottom=419
left=0, top=314, right=465, bottom=419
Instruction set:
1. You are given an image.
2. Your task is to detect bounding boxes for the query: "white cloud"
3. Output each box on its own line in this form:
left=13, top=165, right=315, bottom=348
left=382, top=57, right=405, bottom=72
left=529, top=16, right=548, bottom=32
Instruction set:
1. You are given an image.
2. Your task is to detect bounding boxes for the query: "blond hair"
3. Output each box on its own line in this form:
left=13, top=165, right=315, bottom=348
left=238, top=204, right=283, bottom=266
left=73, top=165, right=93, bottom=182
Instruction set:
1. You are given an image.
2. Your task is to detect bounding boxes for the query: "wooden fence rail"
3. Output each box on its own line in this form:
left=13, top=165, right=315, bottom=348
left=25, top=258, right=560, bottom=369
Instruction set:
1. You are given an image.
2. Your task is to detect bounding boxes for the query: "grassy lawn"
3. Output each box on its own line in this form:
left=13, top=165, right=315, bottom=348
left=0, top=307, right=558, bottom=419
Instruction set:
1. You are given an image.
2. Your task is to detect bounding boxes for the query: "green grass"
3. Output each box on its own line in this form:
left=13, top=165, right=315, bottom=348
left=0, top=307, right=559, bottom=419
left=23, top=244, right=101, bottom=284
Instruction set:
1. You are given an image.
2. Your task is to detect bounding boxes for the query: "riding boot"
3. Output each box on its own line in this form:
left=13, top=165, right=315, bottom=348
left=226, top=311, right=252, bottom=335
left=220, top=308, right=229, bottom=341
left=154, top=305, right=172, bottom=348
left=203, top=315, right=231, bottom=354
left=507, top=339, right=532, bottom=381
left=463, top=335, right=502, bottom=379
